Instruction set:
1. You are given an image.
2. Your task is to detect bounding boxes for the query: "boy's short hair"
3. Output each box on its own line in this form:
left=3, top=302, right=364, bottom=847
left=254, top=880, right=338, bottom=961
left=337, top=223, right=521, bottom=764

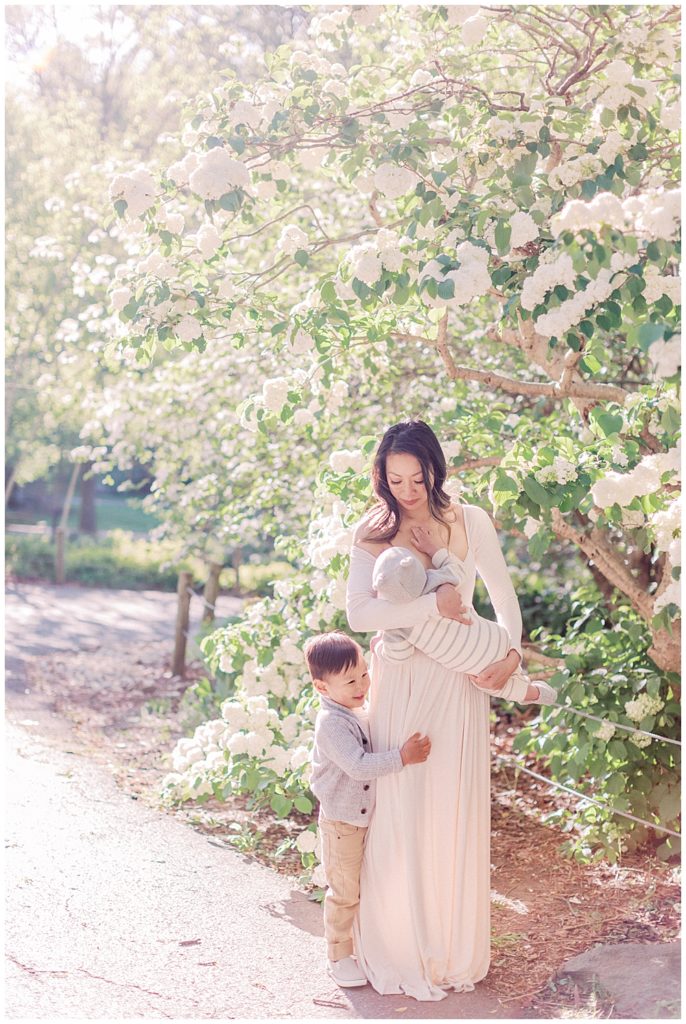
left=304, top=631, right=361, bottom=681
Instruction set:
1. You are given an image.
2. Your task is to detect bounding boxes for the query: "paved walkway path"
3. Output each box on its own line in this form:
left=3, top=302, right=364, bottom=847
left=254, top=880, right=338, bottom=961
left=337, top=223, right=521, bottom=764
left=5, top=583, right=530, bottom=1019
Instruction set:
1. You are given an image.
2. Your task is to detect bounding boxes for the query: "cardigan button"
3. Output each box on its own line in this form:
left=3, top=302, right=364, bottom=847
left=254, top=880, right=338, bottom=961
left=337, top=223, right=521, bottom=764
left=361, top=808, right=367, bottom=814
left=362, top=737, right=368, bottom=744
left=363, top=784, right=370, bottom=791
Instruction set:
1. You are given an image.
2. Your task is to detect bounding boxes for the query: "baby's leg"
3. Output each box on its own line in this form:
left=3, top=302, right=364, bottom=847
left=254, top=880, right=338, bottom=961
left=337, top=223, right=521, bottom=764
left=403, top=610, right=510, bottom=676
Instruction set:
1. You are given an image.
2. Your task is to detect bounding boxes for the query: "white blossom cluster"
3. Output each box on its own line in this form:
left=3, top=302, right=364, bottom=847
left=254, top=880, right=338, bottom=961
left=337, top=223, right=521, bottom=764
left=329, top=448, right=367, bottom=474
left=591, top=60, right=658, bottom=114
left=195, top=223, right=223, bottom=259
left=277, top=224, right=308, bottom=256
left=461, top=13, right=489, bottom=47
left=188, top=147, right=250, bottom=200
left=591, top=444, right=681, bottom=510
left=109, top=168, right=157, bottom=218
left=520, top=253, right=576, bottom=311
left=648, top=336, right=681, bottom=380
left=547, top=153, right=603, bottom=191
left=650, top=496, right=681, bottom=567
left=551, top=191, right=626, bottom=237
left=306, top=502, right=354, bottom=570
left=552, top=189, right=681, bottom=243
left=261, top=377, right=291, bottom=415
left=509, top=211, right=540, bottom=250
left=623, top=188, right=681, bottom=241
left=535, top=457, right=578, bottom=486
left=372, top=164, right=419, bottom=200
left=534, top=254, right=634, bottom=339
left=346, top=228, right=404, bottom=286
left=420, top=242, right=491, bottom=310
left=642, top=266, right=681, bottom=306
left=594, top=720, right=617, bottom=742
left=624, top=691, right=665, bottom=723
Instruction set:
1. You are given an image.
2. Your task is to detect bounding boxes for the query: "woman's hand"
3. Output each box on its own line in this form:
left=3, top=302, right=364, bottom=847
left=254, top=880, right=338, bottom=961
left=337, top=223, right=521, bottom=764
left=436, top=584, right=472, bottom=625
left=410, top=524, right=441, bottom=558
left=469, top=650, right=520, bottom=691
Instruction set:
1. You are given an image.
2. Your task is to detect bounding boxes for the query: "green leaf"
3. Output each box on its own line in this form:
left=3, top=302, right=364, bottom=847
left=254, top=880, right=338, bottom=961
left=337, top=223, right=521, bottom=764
left=270, top=320, right=288, bottom=335
left=293, top=249, right=309, bottom=268
left=270, top=793, right=293, bottom=817
left=219, top=190, right=242, bottom=212
left=605, top=774, right=626, bottom=796
left=492, top=471, right=519, bottom=505
left=495, top=220, right=512, bottom=255
left=294, top=796, right=313, bottom=814
left=522, top=476, right=553, bottom=508
left=437, top=278, right=455, bottom=299
left=114, top=199, right=128, bottom=218
left=592, top=410, right=624, bottom=436
left=600, top=107, right=615, bottom=128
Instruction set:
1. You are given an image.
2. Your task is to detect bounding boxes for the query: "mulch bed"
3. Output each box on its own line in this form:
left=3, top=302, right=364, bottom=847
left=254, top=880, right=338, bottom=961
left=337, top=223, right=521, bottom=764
left=23, top=644, right=681, bottom=1018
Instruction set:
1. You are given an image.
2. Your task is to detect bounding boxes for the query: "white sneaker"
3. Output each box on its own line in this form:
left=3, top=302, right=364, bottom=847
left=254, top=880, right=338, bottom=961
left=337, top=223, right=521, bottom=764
left=328, top=956, right=367, bottom=987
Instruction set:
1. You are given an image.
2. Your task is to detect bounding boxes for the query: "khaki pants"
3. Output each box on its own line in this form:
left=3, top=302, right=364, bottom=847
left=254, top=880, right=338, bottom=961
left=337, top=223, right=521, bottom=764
left=319, top=815, right=367, bottom=961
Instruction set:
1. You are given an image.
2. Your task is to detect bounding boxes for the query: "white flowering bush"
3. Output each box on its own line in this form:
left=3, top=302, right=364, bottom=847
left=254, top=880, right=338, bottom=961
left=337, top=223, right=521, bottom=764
left=89, top=6, right=681, bottom=865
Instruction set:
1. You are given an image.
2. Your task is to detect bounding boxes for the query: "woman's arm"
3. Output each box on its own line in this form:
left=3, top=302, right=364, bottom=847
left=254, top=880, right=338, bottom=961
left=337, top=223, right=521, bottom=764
left=346, top=544, right=439, bottom=632
left=468, top=505, right=523, bottom=663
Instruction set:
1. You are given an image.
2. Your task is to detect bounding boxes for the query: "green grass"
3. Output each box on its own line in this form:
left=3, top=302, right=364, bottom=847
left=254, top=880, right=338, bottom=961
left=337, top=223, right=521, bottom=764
left=5, top=531, right=294, bottom=596
left=6, top=496, right=158, bottom=534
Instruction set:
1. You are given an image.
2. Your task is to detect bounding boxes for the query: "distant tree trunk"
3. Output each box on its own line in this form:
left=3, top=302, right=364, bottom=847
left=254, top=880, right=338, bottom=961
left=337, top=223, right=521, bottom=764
left=5, top=464, right=18, bottom=507
left=78, top=463, right=97, bottom=534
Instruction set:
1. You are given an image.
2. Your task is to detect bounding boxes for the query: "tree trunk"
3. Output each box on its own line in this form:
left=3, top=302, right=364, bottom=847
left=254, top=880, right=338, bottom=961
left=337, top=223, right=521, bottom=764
left=78, top=463, right=97, bottom=534
left=648, top=621, right=682, bottom=680
left=5, top=464, right=18, bottom=507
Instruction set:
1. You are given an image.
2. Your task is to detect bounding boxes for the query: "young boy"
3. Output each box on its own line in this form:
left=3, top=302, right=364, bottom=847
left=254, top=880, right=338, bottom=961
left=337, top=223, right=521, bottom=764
left=305, top=630, right=430, bottom=988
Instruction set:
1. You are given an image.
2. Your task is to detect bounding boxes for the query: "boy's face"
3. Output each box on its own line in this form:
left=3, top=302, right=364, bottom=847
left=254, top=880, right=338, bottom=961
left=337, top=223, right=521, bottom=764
left=315, top=651, right=370, bottom=709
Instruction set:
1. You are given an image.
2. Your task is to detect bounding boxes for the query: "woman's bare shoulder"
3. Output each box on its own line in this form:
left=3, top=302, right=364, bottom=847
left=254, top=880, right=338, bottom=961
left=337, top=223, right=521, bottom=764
left=352, top=511, right=387, bottom=553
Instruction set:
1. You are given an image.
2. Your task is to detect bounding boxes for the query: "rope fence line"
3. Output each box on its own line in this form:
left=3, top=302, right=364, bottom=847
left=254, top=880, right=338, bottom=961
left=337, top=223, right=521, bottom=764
left=494, top=753, right=681, bottom=839
left=546, top=701, right=682, bottom=748
left=186, top=584, right=216, bottom=612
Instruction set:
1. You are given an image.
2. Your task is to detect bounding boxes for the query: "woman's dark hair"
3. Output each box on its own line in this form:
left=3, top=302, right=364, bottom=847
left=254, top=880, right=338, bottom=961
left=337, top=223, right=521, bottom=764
left=304, top=631, right=361, bottom=681
left=363, top=420, right=453, bottom=543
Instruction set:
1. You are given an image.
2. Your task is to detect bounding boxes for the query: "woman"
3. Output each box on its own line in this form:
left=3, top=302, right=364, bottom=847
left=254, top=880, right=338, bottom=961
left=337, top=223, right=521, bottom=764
left=346, top=420, right=524, bottom=1001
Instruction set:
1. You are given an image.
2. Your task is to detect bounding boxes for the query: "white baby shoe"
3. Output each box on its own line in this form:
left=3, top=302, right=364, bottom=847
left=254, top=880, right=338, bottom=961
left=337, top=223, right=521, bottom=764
left=328, top=955, right=368, bottom=987
left=509, top=669, right=557, bottom=706
left=523, top=678, right=557, bottom=706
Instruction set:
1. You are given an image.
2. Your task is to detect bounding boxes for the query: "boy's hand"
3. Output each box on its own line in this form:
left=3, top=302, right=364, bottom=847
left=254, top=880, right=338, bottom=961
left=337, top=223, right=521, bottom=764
left=400, top=732, right=431, bottom=765
left=410, top=524, right=441, bottom=558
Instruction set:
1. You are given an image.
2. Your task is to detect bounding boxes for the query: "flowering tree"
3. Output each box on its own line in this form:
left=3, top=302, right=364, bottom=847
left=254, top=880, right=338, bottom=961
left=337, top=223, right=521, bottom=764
left=5, top=4, right=302, bottom=507
left=100, top=4, right=680, bottom=861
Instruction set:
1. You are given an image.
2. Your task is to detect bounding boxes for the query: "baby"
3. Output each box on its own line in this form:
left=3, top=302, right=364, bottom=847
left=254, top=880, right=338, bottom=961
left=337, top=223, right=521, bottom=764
left=372, top=534, right=555, bottom=705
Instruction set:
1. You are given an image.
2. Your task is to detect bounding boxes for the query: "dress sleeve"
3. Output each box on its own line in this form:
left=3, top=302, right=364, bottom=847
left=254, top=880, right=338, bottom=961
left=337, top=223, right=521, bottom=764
left=468, top=505, right=523, bottom=658
left=346, top=544, right=438, bottom=633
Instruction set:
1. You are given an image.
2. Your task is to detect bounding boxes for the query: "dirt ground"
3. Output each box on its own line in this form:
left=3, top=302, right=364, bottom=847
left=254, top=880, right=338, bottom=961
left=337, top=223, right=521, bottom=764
left=22, top=642, right=681, bottom=1019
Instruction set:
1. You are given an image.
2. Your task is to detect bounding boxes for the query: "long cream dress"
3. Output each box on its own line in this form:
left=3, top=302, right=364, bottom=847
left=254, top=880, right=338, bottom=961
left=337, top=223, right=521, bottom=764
left=345, top=503, right=523, bottom=1001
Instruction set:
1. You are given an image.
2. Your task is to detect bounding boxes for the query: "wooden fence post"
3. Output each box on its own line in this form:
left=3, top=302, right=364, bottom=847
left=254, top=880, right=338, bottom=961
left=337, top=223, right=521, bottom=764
left=232, top=546, right=242, bottom=591
left=55, top=463, right=81, bottom=584
left=55, top=527, right=66, bottom=585
left=172, top=571, right=193, bottom=678
left=202, top=562, right=222, bottom=623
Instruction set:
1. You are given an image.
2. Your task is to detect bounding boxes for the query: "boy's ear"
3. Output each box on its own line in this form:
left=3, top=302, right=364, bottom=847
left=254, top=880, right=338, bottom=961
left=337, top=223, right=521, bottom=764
left=313, top=677, right=329, bottom=695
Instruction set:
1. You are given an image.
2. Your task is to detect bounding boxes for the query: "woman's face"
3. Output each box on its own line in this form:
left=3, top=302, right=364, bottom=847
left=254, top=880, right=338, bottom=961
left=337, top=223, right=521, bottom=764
left=385, top=452, right=432, bottom=513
